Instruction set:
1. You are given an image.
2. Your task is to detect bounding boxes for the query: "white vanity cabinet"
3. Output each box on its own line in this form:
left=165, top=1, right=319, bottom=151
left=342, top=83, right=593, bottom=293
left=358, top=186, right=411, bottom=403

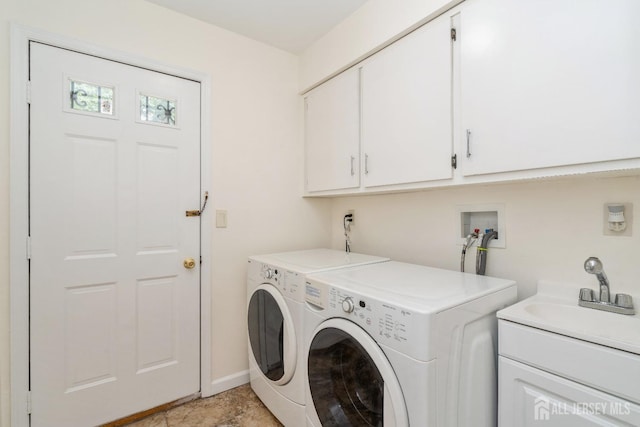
left=498, top=320, right=640, bottom=426
left=459, top=0, right=640, bottom=176
left=360, top=11, right=453, bottom=188
left=304, top=68, right=360, bottom=193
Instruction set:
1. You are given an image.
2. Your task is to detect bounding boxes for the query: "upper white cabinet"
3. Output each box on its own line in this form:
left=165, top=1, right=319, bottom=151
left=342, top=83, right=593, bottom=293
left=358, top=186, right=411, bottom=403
left=303, top=0, right=640, bottom=196
left=304, top=68, right=360, bottom=193
left=459, top=0, right=640, bottom=176
left=361, top=12, right=453, bottom=188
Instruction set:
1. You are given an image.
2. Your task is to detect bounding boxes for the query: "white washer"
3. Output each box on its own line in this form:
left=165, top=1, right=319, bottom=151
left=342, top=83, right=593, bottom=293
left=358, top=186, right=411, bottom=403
left=304, top=261, right=517, bottom=427
left=247, top=249, right=389, bottom=426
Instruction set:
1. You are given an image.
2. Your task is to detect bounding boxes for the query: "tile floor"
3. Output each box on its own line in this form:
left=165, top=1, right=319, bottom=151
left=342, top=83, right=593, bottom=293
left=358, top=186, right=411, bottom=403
left=125, top=384, right=283, bottom=427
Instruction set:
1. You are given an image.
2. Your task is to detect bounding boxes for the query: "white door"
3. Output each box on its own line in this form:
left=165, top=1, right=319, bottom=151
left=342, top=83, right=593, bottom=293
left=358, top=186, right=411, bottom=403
left=29, top=42, right=201, bottom=426
left=361, top=12, right=452, bottom=188
left=459, top=0, right=640, bottom=176
left=499, top=357, right=640, bottom=426
left=304, top=68, right=360, bottom=193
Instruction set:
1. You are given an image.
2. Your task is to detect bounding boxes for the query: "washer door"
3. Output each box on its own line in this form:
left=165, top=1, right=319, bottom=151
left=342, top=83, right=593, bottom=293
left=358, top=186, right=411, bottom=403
left=247, top=284, right=296, bottom=385
left=307, top=319, right=408, bottom=427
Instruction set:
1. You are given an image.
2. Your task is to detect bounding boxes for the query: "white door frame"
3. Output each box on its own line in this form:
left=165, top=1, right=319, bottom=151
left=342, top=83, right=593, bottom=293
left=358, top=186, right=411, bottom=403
left=9, top=23, right=213, bottom=426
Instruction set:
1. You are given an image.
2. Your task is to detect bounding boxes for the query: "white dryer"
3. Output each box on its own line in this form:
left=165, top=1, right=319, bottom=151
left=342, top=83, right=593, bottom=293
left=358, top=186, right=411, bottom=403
left=303, top=261, right=517, bottom=427
left=247, top=249, right=389, bottom=426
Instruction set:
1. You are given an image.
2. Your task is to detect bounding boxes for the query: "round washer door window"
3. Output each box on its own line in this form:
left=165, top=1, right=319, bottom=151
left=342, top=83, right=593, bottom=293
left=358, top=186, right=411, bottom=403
left=247, top=284, right=296, bottom=385
left=307, top=319, right=408, bottom=427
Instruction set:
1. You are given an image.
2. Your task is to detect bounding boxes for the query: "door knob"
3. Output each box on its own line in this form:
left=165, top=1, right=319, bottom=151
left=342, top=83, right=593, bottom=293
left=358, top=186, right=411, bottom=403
left=183, top=258, right=196, bottom=269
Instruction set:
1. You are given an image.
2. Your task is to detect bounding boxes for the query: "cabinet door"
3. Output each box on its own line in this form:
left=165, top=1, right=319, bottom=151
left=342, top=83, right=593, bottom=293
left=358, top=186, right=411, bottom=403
left=305, top=68, right=360, bottom=193
left=460, top=0, right=640, bottom=176
left=499, top=357, right=640, bottom=427
left=361, top=13, right=453, bottom=188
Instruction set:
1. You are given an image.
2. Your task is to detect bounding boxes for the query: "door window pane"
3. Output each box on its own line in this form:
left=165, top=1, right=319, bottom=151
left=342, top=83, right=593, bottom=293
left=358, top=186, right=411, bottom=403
left=69, top=79, right=114, bottom=115
left=139, top=94, right=177, bottom=126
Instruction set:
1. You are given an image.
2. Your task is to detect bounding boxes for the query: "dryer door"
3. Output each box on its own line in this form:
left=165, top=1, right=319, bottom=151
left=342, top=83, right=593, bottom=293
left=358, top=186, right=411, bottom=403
left=247, top=284, right=296, bottom=385
left=307, top=318, right=408, bottom=427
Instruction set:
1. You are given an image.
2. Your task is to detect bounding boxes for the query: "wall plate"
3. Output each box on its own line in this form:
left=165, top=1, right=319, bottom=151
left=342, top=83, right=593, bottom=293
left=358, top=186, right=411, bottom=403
left=603, top=203, right=633, bottom=237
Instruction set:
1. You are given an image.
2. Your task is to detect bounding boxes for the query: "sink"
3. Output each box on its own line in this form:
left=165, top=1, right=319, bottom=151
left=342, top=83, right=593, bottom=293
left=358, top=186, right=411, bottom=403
left=498, top=281, right=640, bottom=355
left=524, top=302, right=640, bottom=343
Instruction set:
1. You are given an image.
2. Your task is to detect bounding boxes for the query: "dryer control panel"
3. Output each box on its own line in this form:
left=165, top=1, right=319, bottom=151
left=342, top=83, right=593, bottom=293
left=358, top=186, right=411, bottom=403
left=248, top=260, right=305, bottom=303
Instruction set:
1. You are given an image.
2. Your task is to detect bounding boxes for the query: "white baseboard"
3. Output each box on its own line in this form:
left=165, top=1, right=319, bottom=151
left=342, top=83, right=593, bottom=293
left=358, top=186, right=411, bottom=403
left=207, top=370, right=250, bottom=397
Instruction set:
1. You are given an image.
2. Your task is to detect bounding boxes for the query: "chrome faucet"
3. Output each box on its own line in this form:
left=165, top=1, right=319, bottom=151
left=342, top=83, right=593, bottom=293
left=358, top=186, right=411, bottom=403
left=584, top=257, right=610, bottom=303
left=580, top=257, right=635, bottom=315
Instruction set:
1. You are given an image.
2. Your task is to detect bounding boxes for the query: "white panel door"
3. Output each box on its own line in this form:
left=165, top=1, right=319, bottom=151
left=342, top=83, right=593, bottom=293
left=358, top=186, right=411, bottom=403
left=29, top=42, right=201, bottom=427
left=361, top=12, right=453, bottom=188
left=305, top=68, right=360, bottom=192
left=460, top=0, right=640, bottom=176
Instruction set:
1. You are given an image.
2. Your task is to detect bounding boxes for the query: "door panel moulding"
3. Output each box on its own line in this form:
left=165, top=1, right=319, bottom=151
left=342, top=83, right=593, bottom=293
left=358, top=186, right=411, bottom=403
left=9, top=23, right=213, bottom=426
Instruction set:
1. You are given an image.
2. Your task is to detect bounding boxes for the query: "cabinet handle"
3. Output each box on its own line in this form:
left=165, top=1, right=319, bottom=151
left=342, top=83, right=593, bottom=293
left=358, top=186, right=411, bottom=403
left=466, top=129, right=472, bottom=158
left=365, top=154, right=369, bottom=175
left=350, top=156, right=355, bottom=176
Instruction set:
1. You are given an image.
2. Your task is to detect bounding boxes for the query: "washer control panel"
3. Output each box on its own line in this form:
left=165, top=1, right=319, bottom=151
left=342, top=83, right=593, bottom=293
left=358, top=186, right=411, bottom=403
left=342, top=297, right=355, bottom=313
left=305, top=280, right=327, bottom=309
left=306, top=279, right=432, bottom=360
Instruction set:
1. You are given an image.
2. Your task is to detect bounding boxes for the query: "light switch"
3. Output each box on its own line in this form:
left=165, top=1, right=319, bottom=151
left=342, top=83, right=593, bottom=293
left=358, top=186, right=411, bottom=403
left=216, top=210, right=228, bottom=228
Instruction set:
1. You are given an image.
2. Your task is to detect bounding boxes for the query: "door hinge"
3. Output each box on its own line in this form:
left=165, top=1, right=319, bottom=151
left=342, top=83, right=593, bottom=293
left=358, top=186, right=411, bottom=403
left=27, top=391, right=32, bottom=414
left=26, top=81, right=32, bottom=104
left=26, top=236, right=32, bottom=260
left=451, top=154, right=457, bottom=169
left=451, top=27, right=457, bottom=42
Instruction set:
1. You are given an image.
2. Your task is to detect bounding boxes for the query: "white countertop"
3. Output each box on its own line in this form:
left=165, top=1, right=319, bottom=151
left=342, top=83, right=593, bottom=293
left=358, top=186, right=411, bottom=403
left=497, top=281, right=640, bottom=355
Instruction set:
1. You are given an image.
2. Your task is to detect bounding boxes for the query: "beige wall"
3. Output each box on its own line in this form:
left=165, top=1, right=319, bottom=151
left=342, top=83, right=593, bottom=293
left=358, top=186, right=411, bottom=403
left=0, top=1, right=331, bottom=425
left=331, top=176, right=640, bottom=299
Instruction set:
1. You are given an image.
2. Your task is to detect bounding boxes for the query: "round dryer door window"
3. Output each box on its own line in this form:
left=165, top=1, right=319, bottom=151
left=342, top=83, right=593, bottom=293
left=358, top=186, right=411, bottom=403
left=247, top=284, right=296, bottom=384
left=307, top=319, right=408, bottom=427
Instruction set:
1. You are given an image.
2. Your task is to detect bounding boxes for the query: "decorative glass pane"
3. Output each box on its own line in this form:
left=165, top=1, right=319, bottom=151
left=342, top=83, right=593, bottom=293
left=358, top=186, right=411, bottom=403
left=70, top=80, right=114, bottom=115
left=139, top=94, right=177, bottom=126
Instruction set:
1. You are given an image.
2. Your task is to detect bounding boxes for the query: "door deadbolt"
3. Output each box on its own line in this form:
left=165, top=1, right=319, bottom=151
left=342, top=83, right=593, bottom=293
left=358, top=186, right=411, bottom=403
left=183, top=258, right=196, bottom=269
